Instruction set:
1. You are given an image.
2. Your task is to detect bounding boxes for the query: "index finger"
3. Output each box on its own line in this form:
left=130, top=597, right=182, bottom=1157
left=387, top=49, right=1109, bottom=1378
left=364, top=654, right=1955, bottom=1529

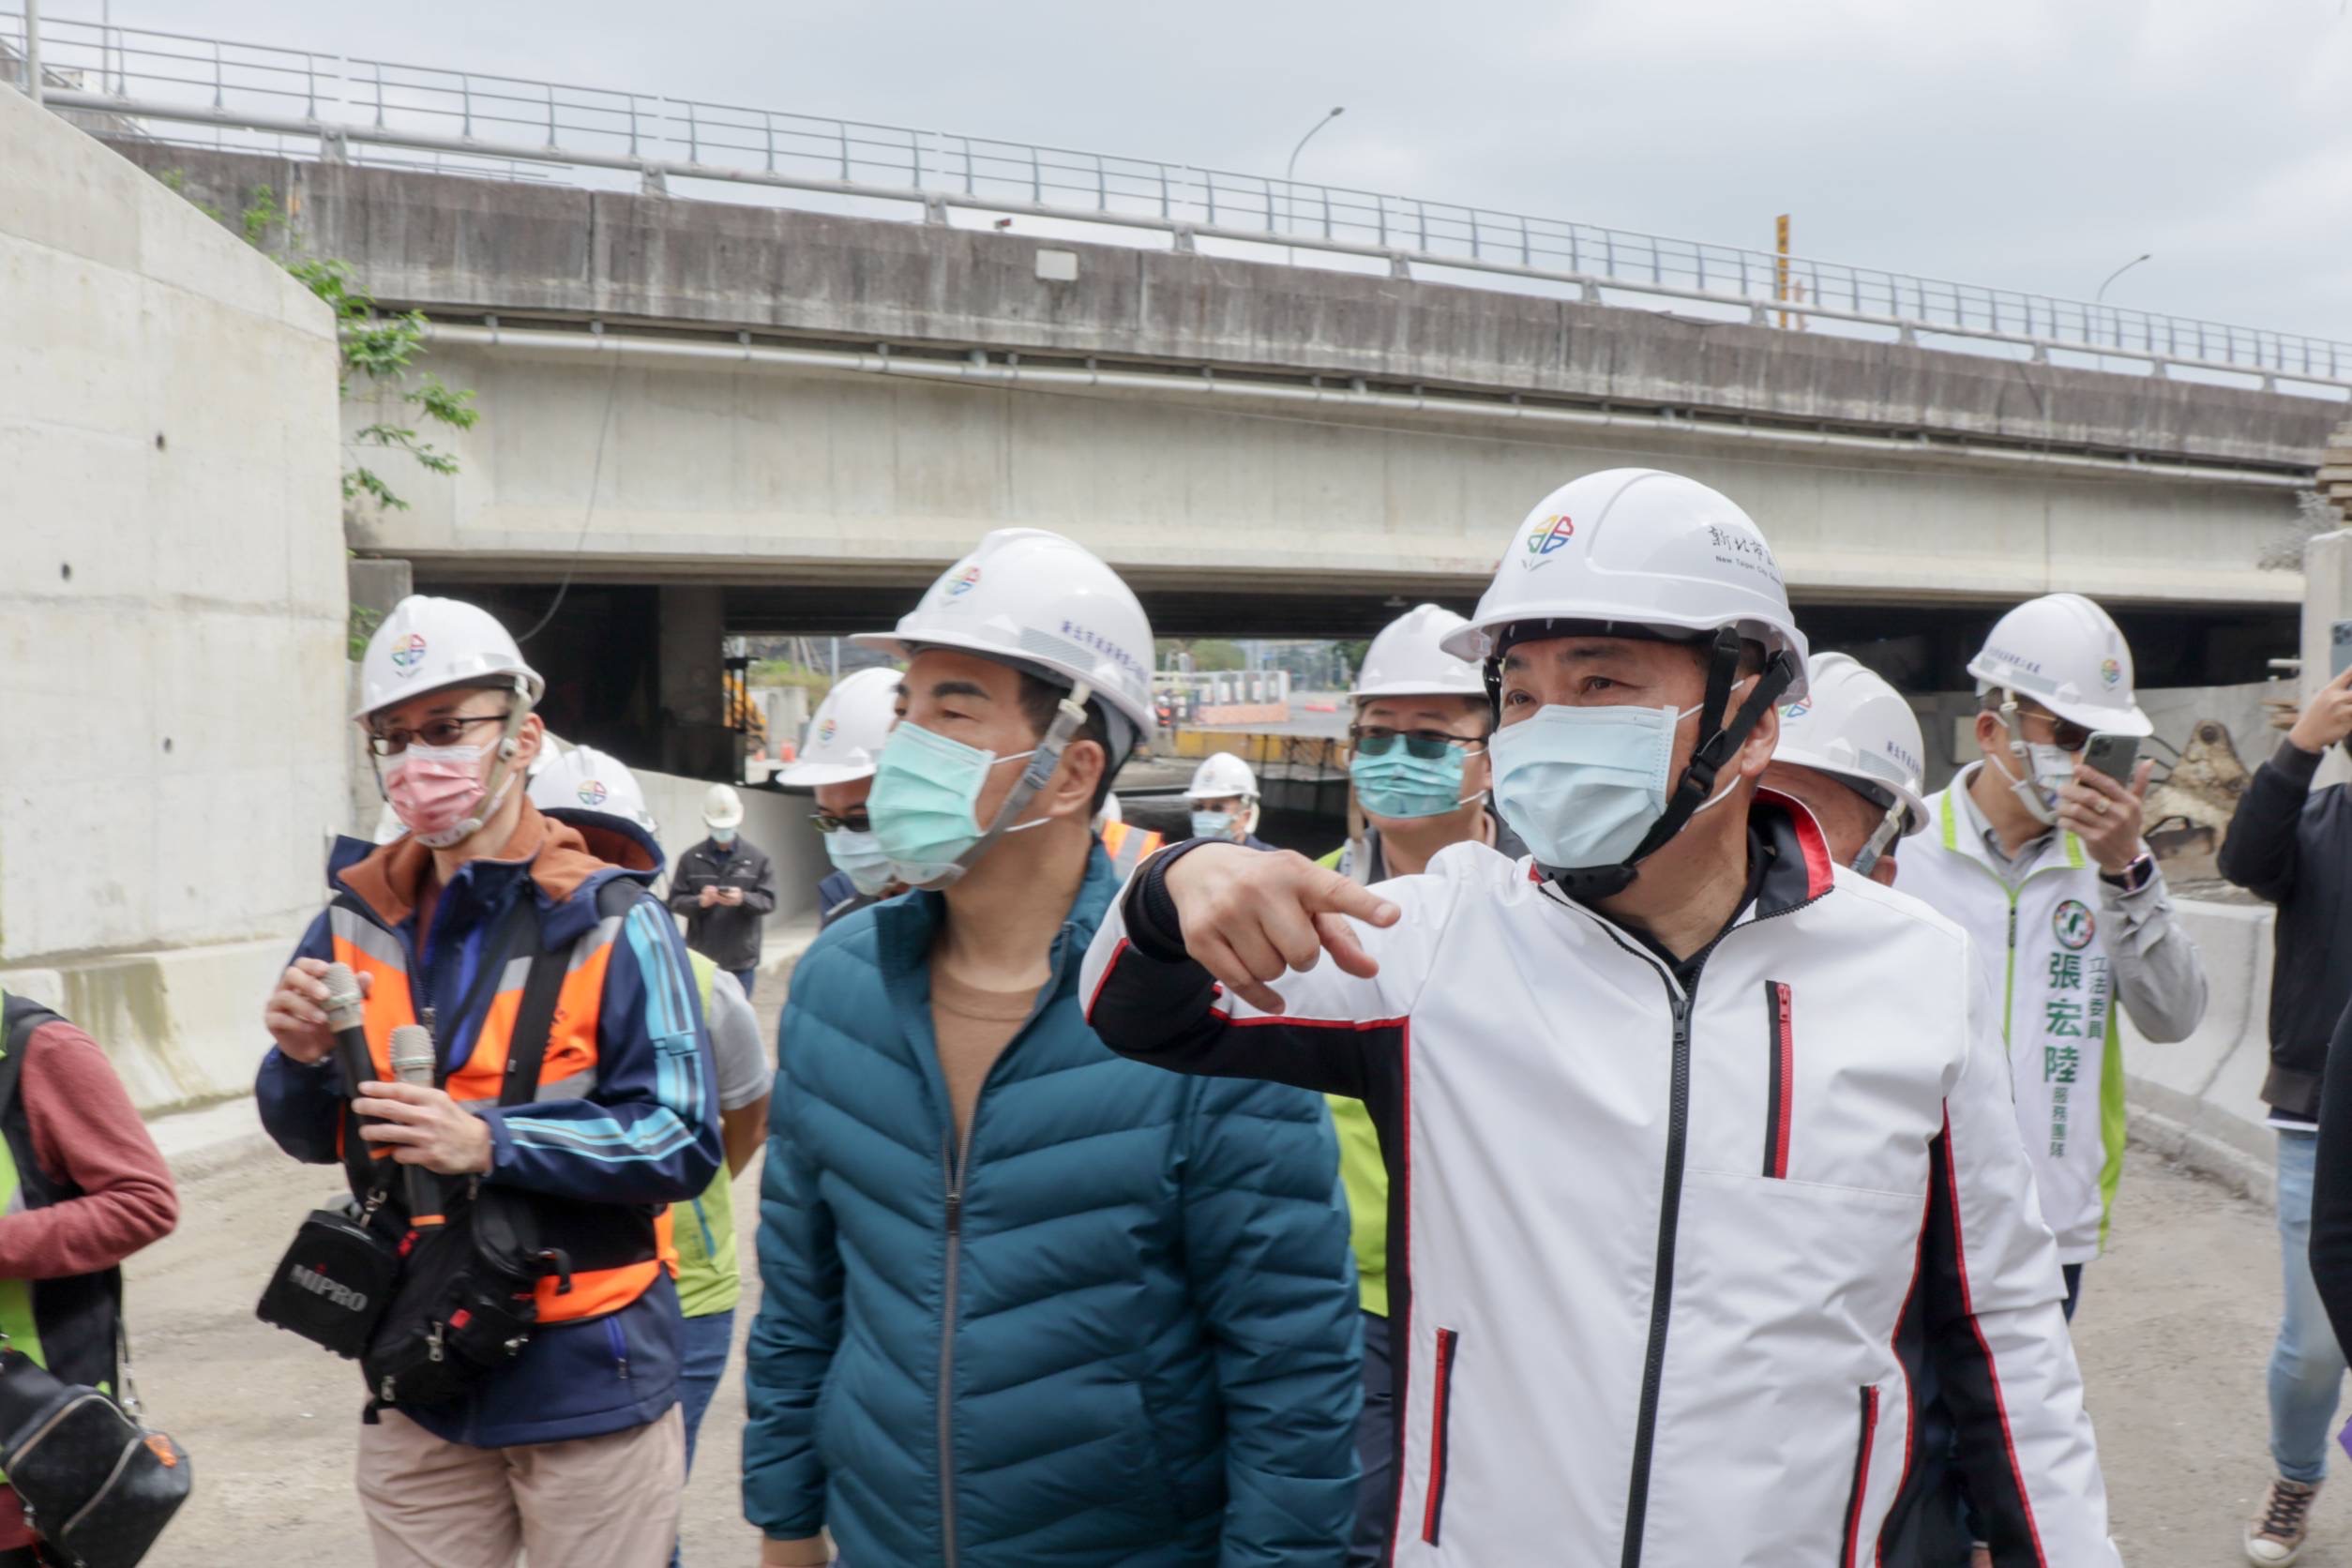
left=356, top=1080, right=439, bottom=1105
left=1300, top=867, right=1400, bottom=928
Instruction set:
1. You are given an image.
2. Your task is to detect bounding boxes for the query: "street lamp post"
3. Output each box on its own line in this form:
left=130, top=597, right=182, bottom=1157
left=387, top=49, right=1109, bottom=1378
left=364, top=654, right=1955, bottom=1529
left=1282, top=105, right=1344, bottom=255
left=2093, top=252, right=2151, bottom=347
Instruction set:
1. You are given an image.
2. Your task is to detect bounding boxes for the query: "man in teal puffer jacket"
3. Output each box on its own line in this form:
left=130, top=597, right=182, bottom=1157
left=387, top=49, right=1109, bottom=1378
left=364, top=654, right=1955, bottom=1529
left=744, top=530, right=1362, bottom=1566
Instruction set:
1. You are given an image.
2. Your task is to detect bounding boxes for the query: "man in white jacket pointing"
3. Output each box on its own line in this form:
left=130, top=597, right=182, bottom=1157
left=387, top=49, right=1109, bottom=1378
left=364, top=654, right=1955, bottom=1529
left=1079, top=468, right=2118, bottom=1568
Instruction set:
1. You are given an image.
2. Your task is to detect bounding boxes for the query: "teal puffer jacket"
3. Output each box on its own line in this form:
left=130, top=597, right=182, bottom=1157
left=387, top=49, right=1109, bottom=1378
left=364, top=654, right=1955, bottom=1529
left=744, top=845, right=1362, bottom=1566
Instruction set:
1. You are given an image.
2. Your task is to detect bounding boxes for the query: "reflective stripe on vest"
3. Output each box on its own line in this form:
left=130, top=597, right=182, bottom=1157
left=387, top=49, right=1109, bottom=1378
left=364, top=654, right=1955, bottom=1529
left=1100, top=821, right=1166, bottom=878
left=327, top=897, right=671, bottom=1323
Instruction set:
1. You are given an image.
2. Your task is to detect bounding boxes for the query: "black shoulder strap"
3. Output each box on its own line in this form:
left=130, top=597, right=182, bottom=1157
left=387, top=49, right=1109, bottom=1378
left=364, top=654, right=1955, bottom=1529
left=498, top=878, right=643, bottom=1109
left=0, top=994, right=65, bottom=1132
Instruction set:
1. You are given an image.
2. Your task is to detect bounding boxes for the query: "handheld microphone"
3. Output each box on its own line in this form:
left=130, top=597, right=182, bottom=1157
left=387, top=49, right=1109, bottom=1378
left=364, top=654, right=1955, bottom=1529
left=386, top=1025, right=446, bottom=1229
left=320, top=963, right=375, bottom=1102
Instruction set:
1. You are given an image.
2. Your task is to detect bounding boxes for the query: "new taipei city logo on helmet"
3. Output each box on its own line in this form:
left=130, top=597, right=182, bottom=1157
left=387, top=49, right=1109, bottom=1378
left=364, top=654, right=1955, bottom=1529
left=2099, top=657, right=2122, bottom=688
left=947, top=565, right=983, bottom=597
left=818, top=717, right=837, bottom=746
left=1519, top=514, right=1576, bottom=569
left=576, top=780, right=609, bottom=807
left=389, top=632, right=428, bottom=674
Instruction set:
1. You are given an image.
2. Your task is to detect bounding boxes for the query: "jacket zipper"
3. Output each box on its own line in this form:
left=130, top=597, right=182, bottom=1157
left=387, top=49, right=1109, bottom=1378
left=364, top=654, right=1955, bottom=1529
left=1420, top=1327, right=1461, bottom=1545
left=1762, top=981, right=1794, bottom=1179
left=1589, top=889, right=1826, bottom=1568
left=1840, top=1385, right=1880, bottom=1568
left=605, top=1316, right=630, bottom=1380
left=933, top=925, right=1078, bottom=1568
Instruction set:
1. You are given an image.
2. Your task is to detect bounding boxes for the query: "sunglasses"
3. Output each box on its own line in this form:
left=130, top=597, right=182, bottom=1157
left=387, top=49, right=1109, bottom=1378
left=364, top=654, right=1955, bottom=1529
left=810, top=810, right=872, bottom=835
left=1349, top=725, right=1483, bottom=761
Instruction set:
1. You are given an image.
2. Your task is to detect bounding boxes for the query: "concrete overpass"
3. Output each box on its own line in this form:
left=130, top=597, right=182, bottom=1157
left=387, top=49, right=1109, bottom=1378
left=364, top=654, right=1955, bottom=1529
left=121, top=149, right=2327, bottom=638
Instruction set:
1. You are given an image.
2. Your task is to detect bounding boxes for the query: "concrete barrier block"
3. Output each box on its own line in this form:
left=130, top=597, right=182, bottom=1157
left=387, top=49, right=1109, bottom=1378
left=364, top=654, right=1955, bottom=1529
left=2121, top=897, right=2283, bottom=1199
left=0, top=936, right=293, bottom=1115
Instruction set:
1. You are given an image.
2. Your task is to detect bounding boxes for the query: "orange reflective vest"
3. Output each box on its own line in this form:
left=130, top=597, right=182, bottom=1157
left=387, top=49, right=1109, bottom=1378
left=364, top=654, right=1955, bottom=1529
left=327, top=892, right=674, bottom=1324
left=1099, top=820, right=1166, bottom=879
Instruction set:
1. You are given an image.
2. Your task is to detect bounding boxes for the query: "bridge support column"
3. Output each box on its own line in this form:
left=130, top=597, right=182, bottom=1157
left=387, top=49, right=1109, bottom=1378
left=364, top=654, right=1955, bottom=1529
left=657, top=585, right=737, bottom=780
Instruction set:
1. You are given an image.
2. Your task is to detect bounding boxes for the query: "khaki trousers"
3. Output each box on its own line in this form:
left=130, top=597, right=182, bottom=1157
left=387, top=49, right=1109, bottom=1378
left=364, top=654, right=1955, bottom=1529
left=355, top=1407, right=686, bottom=1568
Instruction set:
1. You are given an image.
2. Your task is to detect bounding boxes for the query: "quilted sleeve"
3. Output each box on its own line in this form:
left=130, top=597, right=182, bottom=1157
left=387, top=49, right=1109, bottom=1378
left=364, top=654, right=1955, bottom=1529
left=1180, top=1074, right=1363, bottom=1566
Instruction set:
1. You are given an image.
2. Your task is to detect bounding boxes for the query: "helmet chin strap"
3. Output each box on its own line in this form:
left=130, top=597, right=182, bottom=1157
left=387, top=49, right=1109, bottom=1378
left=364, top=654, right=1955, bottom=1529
left=1990, top=694, right=2060, bottom=827
left=917, top=680, right=1098, bottom=889
left=1545, top=630, right=1799, bottom=902
left=1850, top=805, right=1904, bottom=878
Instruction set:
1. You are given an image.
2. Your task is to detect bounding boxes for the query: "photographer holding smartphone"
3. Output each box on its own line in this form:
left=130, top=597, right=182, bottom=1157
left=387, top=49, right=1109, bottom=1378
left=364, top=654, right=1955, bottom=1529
left=2224, top=650, right=2352, bottom=1565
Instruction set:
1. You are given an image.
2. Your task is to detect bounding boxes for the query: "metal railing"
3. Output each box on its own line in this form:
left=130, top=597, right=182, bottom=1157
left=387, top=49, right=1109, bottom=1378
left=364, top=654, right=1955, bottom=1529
left=9, top=8, right=2348, bottom=396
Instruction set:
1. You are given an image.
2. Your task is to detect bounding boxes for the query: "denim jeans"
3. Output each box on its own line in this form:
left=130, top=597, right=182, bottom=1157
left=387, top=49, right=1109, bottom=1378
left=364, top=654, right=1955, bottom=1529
left=729, top=968, right=758, bottom=1003
left=671, top=1307, right=738, bottom=1568
left=2272, top=1129, right=2347, bottom=1484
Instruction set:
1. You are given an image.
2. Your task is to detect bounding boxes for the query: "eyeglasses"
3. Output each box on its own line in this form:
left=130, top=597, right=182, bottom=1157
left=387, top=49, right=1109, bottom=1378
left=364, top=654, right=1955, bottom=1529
left=366, top=712, right=511, bottom=758
left=2015, top=711, right=2093, bottom=753
left=1349, top=725, right=1484, bottom=761
left=810, top=809, right=872, bottom=835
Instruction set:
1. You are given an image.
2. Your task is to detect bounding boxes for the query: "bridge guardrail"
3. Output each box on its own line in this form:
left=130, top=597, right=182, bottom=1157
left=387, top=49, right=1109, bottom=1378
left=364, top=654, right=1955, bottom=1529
left=9, top=8, right=2351, bottom=397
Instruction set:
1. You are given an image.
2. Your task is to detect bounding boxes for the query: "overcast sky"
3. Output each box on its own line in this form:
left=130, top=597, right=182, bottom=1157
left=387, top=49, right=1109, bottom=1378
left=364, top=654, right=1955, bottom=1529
left=56, top=0, right=2352, bottom=343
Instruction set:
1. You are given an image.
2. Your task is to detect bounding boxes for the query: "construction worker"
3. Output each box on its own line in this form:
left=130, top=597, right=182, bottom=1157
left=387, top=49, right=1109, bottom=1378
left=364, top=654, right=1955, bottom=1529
left=1898, top=594, right=2209, bottom=1319
left=1760, top=651, right=1929, bottom=882
left=1317, top=601, right=1516, bottom=1568
left=1327, top=603, right=1515, bottom=884
left=776, top=667, right=907, bottom=928
left=1184, top=752, right=1272, bottom=848
left=1081, top=470, right=2121, bottom=1564
left=0, top=989, right=179, bottom=1568
left=744, top=528, right=1360, bottom=1567
left=670, top=784, right=778, bottom=1000
left=524, top=748, right=770, bottom=1568
left=1096, top=790, right=1166, bottom=875
left=257, top=595, right=721, bottom=1568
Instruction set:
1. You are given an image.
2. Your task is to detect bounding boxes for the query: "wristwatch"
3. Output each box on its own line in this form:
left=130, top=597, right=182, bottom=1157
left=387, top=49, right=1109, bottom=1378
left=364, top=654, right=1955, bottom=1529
left=2099, top=852, right=2155, bottom=894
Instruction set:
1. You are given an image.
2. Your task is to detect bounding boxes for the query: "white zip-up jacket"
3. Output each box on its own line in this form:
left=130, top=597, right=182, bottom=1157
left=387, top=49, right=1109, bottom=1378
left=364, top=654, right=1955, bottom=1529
left=1898, top=772, right=2209, bottom=1264
left=1081, top=802, right=2118, bottom=1567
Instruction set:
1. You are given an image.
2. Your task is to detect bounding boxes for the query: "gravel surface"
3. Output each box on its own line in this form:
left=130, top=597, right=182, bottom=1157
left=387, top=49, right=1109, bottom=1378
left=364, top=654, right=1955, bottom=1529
left=128, top=1044, right=2333, bottom=1566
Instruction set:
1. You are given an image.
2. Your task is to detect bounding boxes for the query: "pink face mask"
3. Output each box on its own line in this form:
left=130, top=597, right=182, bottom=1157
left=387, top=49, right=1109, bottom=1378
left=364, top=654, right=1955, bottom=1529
left=385, top=742, right=505, bottom=849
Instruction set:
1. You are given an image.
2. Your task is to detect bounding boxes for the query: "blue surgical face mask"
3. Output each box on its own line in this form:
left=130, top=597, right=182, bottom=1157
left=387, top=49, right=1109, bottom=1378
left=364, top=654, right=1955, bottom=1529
left=711, top=826, right=738, bottom=847
left=1489, top=701, right=1731, bottom=870
left=1190, top=809, right=1238, bottom=841
left=823, top=827, right=897, bottom=897
left=1350, top=744, right=1481, bottom=822
left=867, top=722, right=1038, bottom=886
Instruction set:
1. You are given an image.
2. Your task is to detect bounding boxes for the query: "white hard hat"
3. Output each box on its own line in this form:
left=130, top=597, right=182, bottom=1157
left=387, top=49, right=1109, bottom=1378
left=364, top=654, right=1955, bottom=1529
left=777, top=667, right=902, bottom=787
left=702, top=782, right=745, bottom=830
left=1772, top=653, right=1929, bottom=836
left=1185, top=752, right=1259, bottom=801
left=1441, top=469, right=1811, bottom=701
left=852, top=529, right=1157, bottom=742
left=529, top=745, right=658, bottom=836
left=1966, top=593, right=2150, bottom=738
left=353, top=595, right=545, bottom=721
left=1353, top=604, right=1485, bottom=701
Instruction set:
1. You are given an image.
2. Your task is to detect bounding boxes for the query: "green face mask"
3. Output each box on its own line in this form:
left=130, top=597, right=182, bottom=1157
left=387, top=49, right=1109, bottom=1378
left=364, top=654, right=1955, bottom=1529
left=866, top=722, right=1038, bottom=887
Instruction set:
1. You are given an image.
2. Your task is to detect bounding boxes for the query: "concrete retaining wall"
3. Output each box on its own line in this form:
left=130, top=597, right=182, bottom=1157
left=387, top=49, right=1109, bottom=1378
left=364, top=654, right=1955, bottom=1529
left=2123, top=898, right=2283, bottom=1201
left=1, top=91, right=345, bottom=1112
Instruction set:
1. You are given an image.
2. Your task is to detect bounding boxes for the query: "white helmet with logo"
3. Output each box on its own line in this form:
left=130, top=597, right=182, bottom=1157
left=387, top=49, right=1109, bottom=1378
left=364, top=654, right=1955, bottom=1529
left=777, top=668, right=903, bottom=788
left=528, top=744, right=658, bottom=836
left=702, top=783, right=745, bottom=831
left=1966, top=593, right=2150, bottom=738
left=1772, top=654, right=1928, bottom=837
left=1185, top=752, right=1260, bottom=802
left=353, top=595, right=545, bottom=721
left=1441, top=468, right=1810, bottom=701
left=853, top=529, right=1157, bottom=754
left=1354, top=604, right=1485, bottom=701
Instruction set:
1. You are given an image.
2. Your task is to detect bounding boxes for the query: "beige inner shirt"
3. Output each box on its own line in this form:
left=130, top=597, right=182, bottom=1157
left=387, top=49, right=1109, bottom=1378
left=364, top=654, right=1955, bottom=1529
left=929, top=962, right=1038, bottom=1145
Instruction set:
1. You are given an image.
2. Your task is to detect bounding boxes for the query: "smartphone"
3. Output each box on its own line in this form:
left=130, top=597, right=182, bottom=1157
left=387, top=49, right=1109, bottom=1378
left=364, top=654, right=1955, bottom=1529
left=2332, top=618, right=2352, bottom=682
left=2082, top=731, right=2140, bottom=784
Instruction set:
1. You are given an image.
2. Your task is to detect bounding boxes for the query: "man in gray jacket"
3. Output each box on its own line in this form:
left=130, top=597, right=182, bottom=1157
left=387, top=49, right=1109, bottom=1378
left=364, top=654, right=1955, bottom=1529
left=669, top=783, right=778, bottom=999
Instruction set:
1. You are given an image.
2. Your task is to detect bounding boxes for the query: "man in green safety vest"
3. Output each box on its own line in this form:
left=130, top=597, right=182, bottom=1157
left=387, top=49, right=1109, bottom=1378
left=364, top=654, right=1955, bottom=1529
left=529, top=747, right=771, bottom=1567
